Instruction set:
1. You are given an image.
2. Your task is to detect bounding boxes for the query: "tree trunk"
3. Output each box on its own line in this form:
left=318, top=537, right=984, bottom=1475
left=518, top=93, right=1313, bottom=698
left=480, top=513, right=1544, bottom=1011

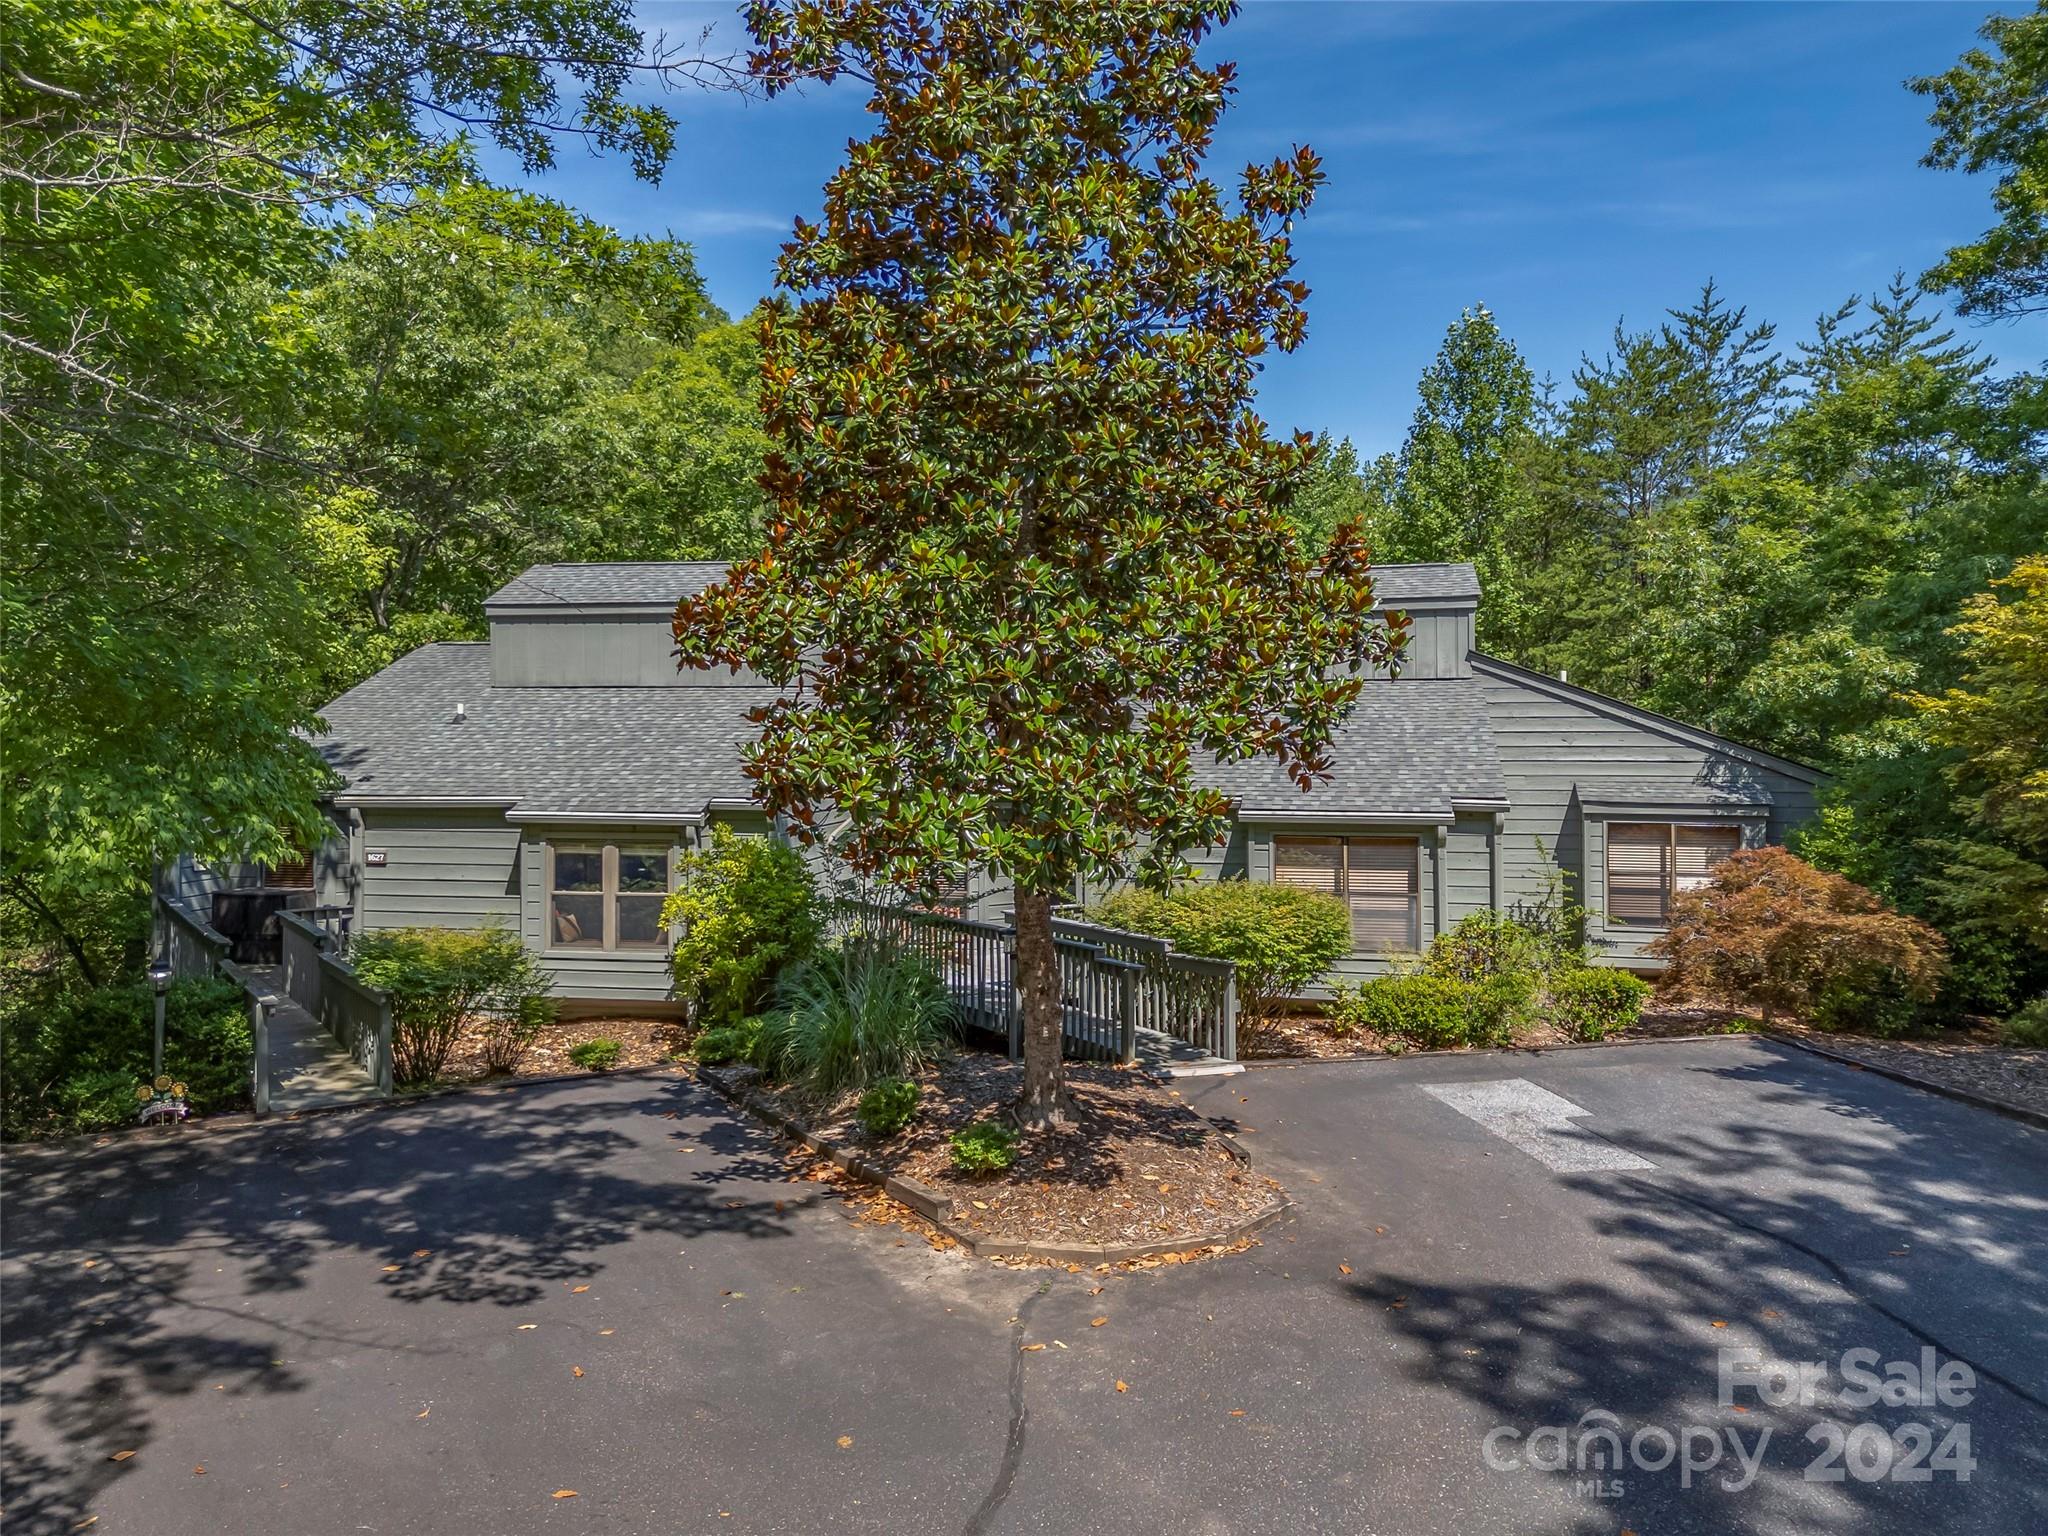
left=1012, top=885, right=1069, bottom=1130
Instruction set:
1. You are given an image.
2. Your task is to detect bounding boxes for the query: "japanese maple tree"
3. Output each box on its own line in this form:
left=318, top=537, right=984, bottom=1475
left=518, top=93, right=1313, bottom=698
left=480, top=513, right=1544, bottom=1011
left=676, top=0, right=1403, bottom=1126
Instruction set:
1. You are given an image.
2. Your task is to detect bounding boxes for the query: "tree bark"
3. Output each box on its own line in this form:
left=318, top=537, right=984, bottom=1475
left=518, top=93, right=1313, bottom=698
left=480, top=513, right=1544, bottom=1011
left=5, top=875, right=102, bottom=988
left=1012, top=884, right=1069, bottom=1129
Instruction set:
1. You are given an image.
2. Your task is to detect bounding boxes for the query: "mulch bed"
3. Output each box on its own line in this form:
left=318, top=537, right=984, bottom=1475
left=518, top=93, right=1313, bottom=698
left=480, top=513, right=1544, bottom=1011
left=1246, top=998, right=2048, bottom=1119
left=439, top=1014, right=695, bottom=1084
left=743, top=1052, right=1280, bottom=1250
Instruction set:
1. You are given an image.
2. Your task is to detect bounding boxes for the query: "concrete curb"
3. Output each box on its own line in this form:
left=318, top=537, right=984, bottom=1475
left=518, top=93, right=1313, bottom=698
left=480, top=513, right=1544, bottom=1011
left=1237, top=1030, right=1759, bottom=1069
left=1761, top=1032, right=2048, bottom=1134
left=697, top=1065, right=1292, bottom=1263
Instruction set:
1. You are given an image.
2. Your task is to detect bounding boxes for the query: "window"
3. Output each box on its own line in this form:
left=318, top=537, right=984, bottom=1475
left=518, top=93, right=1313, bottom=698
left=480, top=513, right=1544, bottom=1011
left=1274, top=836, right=1420, bottom=951
left=1607, top=823, right=1741, bottom=926
left=548, top=844, right=672, bottom=950
left=263, top=850, right=314, bottom=890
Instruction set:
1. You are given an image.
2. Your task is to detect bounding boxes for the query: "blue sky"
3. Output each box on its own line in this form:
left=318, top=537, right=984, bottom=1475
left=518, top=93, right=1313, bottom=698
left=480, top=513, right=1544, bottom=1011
left=495, top=0, right=2046, bottom=456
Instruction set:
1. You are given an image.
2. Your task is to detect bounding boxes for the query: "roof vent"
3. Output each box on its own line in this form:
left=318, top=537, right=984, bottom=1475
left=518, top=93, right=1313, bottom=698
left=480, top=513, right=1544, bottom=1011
left=453, top=701, right=467, bottom=724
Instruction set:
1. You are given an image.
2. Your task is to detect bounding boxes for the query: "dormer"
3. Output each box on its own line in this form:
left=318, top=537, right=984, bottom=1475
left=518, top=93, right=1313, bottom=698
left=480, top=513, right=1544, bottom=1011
left=1370, top=562, right=1478, bottom=680
left=484, top=562, right=749, bottom=686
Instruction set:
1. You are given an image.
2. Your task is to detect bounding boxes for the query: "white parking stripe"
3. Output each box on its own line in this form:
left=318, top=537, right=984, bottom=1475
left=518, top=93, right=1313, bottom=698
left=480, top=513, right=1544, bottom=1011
left=1421, top=1079, right=1656, bottom=1172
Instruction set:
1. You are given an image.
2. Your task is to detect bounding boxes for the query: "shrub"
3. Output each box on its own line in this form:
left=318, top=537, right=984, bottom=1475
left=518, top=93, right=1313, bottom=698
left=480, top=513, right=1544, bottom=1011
left=1087, top=880, right=1352, bottom=1039
left=1650, top=848, right=1949, bottom=1027
left=753, top=939, right=952, bottom=1098
left=1331, top=975, right=1474, bottom=1049
left=949, top=1120, right=1017, bottom=1174
left=692, top=1017, right=764, bottom=1066
left=1466, top=973, right=1536, bottom=1047
left=567, top=1037, right=623, bottom=1071
left=664, top=825, right=823, bottom=1026
left=1549, top=968, right=1652, bottom=1041
left=1, top=975, right=252, bottom=1139
left=2001, top=996, right=2048, bottom=1048
left=476, top=991, right=558, bottom=1075
left=1423, top=911, right=1544, bottom=985
left=349, top=926, right=552, bottom=1086
left=856, top=1077, right=921, bottom=1136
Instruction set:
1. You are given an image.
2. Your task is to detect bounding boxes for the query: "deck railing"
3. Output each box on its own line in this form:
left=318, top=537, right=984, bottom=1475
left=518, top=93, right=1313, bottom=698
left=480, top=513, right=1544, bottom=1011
left=829, top=898, right=1238, bottom=1063
left=279, top=909, right=394, bottom=1095
left=157, top=893, right=231, bottom=980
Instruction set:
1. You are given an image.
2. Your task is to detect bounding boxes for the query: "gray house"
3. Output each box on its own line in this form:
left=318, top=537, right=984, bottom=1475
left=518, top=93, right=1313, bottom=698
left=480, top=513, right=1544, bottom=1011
left=173, top=559, right=1823, bottom=1007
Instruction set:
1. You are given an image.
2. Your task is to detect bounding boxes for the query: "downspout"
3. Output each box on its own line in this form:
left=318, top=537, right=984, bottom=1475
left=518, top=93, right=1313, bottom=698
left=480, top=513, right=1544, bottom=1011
left=1432, top=825, right=1448, bottom=941
left=1490, top=811, right=1505, bottom=912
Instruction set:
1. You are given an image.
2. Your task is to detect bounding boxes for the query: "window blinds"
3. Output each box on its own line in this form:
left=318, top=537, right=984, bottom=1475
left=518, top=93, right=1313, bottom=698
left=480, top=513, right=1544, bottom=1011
left=1607, top=824, right=1673, bottom=924
left=1274, top=837, right=1418, bottom=952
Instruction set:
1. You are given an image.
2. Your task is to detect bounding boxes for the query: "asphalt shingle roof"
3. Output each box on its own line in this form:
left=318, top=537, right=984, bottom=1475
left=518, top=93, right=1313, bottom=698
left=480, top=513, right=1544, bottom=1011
left=1198, top=676, right=1506, bottom=818
left=1368, top=563, right=1480, bottom=604
left=484, top=562, right=733, bottom=610
left=313, top=644, right=773, bottom=817
left=483, top=560, right=1481, bottom=611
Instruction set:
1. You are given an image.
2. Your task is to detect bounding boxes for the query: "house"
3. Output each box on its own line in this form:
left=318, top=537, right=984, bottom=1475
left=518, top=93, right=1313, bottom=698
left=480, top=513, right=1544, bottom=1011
left=172, top=559, right=1823, bottom=1007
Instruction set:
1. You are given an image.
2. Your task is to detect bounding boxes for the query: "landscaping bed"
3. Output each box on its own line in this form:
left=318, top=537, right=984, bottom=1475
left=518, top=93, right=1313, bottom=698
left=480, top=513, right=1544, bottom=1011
left=438, top=1013, right=693, bottom=1084
left=718, top=1050, right=1283, bottom=1254
left=1245, top=998, right=1757, bottom=1060
left=1765, top=1019, right=2048, bottom=1119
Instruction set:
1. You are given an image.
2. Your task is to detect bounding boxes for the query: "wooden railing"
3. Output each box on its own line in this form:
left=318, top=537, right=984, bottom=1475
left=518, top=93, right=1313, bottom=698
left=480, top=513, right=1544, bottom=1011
left=279, top=909, right=394, bottom=1095
left=830, top=898, right=1238, bottom=1063
left=157, top=893, right=231, bottom=980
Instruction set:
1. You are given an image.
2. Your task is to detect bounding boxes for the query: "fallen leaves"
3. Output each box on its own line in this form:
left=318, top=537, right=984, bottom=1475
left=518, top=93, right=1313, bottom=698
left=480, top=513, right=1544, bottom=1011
left=1711, top=1320, right=1728, bottom=1329
left=552, top=1489, right=578, bottom=1500
left=571, top=1285, right=590, bottom=1294
left=599, top=1328, right=616, bottom=1337
left=1090, top=1316, right=1108, bottom=1328
left=517, top=1324, right=538, bottom=1331
left=571, top=1366, right=584, bottom=1379
left=836, top=1435, right=854, bottom=1449
left=1338, top=1263, right=1352, bottom=1276
left=1114, top=1379, right=1129, bottom=1393
left=1229, top=1409, right=1245, bottom=1417
left=108, top=1450, right=135, bottom=1462
left=192, top=1466, right=206, bottom=1477
left=415, top=1408, right=430, bottom=1420
left=1021, top=1343, right=1046, bottom=1353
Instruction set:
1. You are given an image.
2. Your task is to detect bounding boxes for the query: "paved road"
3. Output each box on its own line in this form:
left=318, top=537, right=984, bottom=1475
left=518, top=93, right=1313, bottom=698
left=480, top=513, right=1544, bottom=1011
left=4, top=1038, right=2043, bottom=1535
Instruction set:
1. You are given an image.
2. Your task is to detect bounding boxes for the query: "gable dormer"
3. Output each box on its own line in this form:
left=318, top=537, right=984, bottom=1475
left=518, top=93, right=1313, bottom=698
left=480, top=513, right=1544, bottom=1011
left=1371, top=562, right=1478, bottom=679
left=485, top=562, right=746, bottom=686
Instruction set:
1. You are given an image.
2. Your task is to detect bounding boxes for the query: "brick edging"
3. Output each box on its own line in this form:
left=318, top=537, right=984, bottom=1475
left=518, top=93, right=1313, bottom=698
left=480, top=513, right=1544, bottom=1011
left=1761, top=1032, right=2048, bottom=1133
left=697, top=1065, right=1292, bottom=1263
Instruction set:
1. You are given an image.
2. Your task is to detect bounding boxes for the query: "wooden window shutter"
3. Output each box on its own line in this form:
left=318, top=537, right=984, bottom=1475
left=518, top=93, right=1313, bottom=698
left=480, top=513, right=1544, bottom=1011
left=266, top=852, right=314, bottom=889
left=1608, top=823, right=1672, bottom=925
left=1345, top=839, right=1418, bottom=952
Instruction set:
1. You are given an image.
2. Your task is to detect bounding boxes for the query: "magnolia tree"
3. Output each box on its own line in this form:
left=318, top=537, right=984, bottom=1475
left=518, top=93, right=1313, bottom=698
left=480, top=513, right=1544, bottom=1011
left=676, top=0, right=1403, bottom=1127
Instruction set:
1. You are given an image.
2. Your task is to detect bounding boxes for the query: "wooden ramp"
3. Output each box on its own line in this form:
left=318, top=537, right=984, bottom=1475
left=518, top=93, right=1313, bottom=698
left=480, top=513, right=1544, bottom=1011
left=242, top=966, right=384, bottom=1112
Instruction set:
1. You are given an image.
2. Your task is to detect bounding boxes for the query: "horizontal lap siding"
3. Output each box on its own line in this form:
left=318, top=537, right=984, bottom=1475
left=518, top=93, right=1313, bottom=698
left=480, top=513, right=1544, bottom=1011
left=359, top=814, right=523, bottom=931
left=520, top=823, right=686, bottom=1005
left=1478, top=667, right=1822, bottom=969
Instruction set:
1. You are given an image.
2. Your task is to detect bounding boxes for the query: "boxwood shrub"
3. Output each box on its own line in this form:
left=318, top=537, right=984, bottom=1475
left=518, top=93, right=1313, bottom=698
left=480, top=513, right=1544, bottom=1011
left=1547, top=967, right=1652, bottom=1041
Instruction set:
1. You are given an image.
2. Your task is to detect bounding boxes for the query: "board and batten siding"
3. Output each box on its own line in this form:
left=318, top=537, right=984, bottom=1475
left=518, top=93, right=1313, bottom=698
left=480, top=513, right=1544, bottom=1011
left=1473, top=659, right=1822, bottom=968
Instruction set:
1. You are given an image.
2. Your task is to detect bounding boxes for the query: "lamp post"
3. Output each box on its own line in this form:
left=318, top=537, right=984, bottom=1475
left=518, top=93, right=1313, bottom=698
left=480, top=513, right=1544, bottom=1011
left=148, top=956, right=173, bottom=1081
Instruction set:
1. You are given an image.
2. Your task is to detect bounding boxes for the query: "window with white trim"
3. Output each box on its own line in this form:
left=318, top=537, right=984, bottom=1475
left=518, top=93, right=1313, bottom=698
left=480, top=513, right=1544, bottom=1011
left=1606, top=823, right=1741, bottom=926
left=1274, top=836, right=1420, bottom=951
left=548, top=843, right=672, bottom=950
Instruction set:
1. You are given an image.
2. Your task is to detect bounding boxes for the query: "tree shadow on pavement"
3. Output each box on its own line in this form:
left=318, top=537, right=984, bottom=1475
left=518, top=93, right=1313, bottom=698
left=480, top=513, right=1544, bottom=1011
left=1348, top=1049, right=2048, bottom=1536
left=0, top=1071, right=805, bottom=1534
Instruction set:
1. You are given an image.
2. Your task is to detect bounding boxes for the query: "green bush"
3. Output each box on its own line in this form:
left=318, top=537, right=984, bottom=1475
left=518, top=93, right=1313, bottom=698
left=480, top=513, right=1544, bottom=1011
left=1548, top=967, right=1652, bottom=1041
left=856, top=1077, right=921, bottom=1136
left=567, top=1037, right=623, bottom=1071
left=1810, top=969, right=1927, bottom=1038
left=1331, top=975, right=1474, bottom=1049
left=1423, top=911, right=1544, bottom=985
left=1087, top=879, right=1352, bottom=1038
left=1466, top=973, right=1536, bottom=1047
left=1, top=975, right=251, bottom=1140
left=350, top=925, right=553, bottom=1086
left=949, top=1120, right=1018, bottom=1174
left=693, top=1016, right=765, bottom=1066
left=753, top=939, right=952, bottom=1098
left=2001, top=996, right=2048, bottom=1048
left=664, top=825, right=823, bottom=1026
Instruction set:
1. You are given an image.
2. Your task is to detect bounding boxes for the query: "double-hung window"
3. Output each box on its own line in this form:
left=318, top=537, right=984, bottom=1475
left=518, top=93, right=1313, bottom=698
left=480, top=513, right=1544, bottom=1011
left=1606, top=823, right=1741, bottom=926
left=1274, top=837, right=1420, bottom=951
left=548, top=844, right=672, bottom=950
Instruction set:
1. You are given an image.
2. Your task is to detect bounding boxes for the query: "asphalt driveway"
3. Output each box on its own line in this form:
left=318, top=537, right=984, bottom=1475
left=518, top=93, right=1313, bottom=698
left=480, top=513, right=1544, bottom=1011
left=3, top=1038, right=2043, bottom=1535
